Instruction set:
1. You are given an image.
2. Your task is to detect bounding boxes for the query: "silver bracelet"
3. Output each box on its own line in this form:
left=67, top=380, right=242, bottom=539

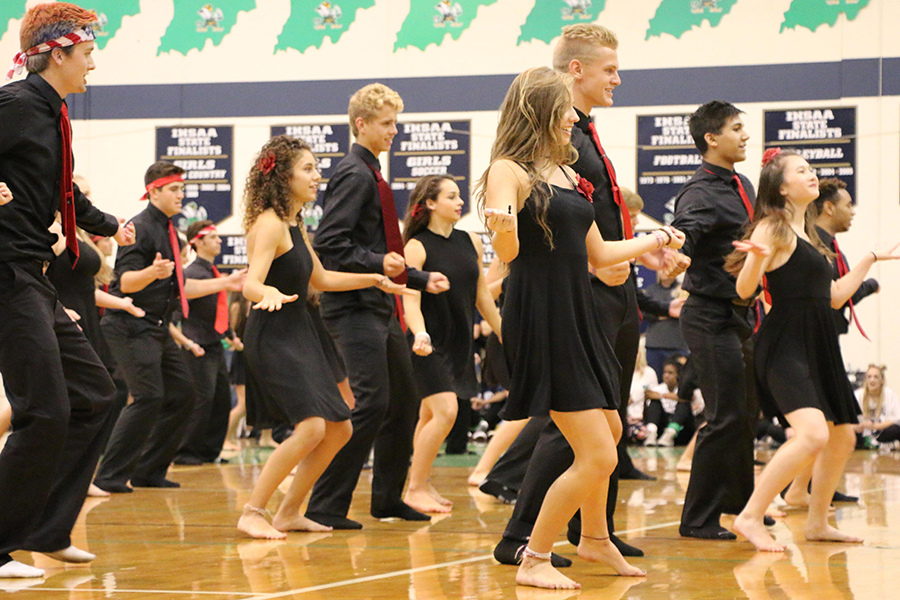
left=415, top=331, right=432, bottom=345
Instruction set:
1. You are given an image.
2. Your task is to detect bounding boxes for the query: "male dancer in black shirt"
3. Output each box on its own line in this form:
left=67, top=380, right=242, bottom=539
left=306, top=83, right=449, bottom=529
left=672, top=100, right=757, bottom=540
left=0, top=3, right=135, bottom=578
left=492, top=24, right=689, bottom=566
left=174, top=220, right=245, bottom=465
left=94, top=163, right=244, bottom=493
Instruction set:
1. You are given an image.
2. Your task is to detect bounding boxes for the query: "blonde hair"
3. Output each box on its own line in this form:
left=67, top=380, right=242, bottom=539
left=552, top=23, right=618, bottom=73
left=621, top=187, right=643, bottom=212
left=348, top=83, right=404, bottom=137
left=476, top=67, right=577, bottom=248
left=634, top=343, right=648, bottom=373
left=862, top=364, right=887, bottom=420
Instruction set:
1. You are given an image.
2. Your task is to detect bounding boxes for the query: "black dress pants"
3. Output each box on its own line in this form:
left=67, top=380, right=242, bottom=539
left=95, top=314, right=195, bottom=487
left=499, top=280, right=639, bottom=542
left=306, top=311, right=419, bottom=516
left=178, top=344, right=231, bottom=462
left=679, top=295, right=757, bottom=529
left=0, top=262, right=115, bottom=555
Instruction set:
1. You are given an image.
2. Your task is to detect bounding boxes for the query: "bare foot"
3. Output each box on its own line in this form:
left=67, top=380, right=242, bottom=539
left=577, top=536, right=646, bottom=576
left=676, top=460, right=691, bottom=472
left=468, top=471, right=487, bottom=487
left=222, top=440, right=241, bottom=452
left=272, top=513, right=333, bottom=533
left=258, top=431, right=280, bottom=448
left=733, top=513, right=786, bottom=552
left=516, top=554, right=580, bottom=590
left=804, top=524, right=863, bottom=544
left=425, top=483, right=452, bottom=507
left=403, top=489, right=451, bottom=514
left=782, top=488, right=810, bottom=508
left=237, top=509, right=287, bottom=539
left=87, top=483, right=110, bottom=498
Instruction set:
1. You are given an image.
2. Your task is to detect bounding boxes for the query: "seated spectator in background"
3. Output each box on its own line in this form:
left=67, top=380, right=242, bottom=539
left=644, top=357, right=703, bottom=447
left=855, top=364, right=900, bottom=449
left=643, top=273, right=689, bottom=379
left=627, top=345, right=657, bottom=444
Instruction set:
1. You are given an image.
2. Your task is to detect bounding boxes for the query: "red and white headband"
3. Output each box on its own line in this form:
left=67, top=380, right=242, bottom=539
left=189, top=225, right=217, bottom=246
left=140, top=174, right=185, bottom=200
left=7, top=27, right=95, bottom=81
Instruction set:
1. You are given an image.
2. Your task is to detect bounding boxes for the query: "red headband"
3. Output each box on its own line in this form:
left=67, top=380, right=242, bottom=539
left=7, top=27, right=95, bottom=81
left=761, top=147, right=782, bottom=167
left=140, top=174, right=185, bottom=200
left=189, top=225, right=217, bottom=245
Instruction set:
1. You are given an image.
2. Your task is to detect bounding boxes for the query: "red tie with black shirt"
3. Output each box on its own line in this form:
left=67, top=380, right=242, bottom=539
left=59, top=102, right=79, bottom=265
left=366, top=163, right=407, bottom=328
left=587, top=122, right=632, bottom=240
left=832, top=237, right=869, bottom=341
left=168, top=220, right=189, bottom=319
left=210, top=264, right=229, bottom=334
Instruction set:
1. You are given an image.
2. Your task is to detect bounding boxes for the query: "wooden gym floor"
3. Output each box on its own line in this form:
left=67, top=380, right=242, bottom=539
left=7, top=444, right=900, bottom=599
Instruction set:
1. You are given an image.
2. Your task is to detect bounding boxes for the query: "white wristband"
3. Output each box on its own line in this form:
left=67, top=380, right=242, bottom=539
left=415, top=332, right=432, bottom=345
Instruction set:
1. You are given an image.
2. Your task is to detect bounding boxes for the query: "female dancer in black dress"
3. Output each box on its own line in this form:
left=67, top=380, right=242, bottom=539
left=237, top=136, right=406, bottom=539
left=400, top=175, right=502, bottom=514
left=728, top=149, right=900, bottom=551
left=480, top=67, right=684, bottom=589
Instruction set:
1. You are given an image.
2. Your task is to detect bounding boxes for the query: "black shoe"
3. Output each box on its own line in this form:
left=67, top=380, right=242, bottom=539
left=763, top=515, right=776, bottom=527
left=214, top=457, right=230, bottom=464
left=305, top=513, right=363, bottom=530
left=173, top=456, right=203, bottom=466
left=753, top=459, right=766, bottom=466
left=93, top=481, right=133, bottom=494
left=478, top=480, right=518, bottom=504
left=566, top=528, right=644, bottom=557
left=832, top=490, right=858, bottom=503
left=493, top=537, right=572, bottom=568
left=130, top=478, right=180, bottom=488
left=679, top=524, right=737, bottom=540
left=371, top=502, right=431, bottom=521
left=619, top=468, right=656, bottom=481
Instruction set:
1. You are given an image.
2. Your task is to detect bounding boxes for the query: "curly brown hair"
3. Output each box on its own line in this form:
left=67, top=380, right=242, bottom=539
left=242, top=135, right=312, bottom=232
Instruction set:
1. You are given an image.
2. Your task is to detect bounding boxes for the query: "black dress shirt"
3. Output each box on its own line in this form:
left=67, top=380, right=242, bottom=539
left=815, top=226, right=878, bottom=335
left=672, top=161, right=756, bottom=300
left=177, top=257, right=231, bottom=345
left=313, top=143, right=429, bottom=318
left=571, top=108, right=637, bottom=302
left=0, top=73, right=118, bottom=264
left=108, top=203, right=181, bottom=322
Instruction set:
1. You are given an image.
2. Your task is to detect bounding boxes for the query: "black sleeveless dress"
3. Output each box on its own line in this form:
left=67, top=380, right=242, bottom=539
left=500, top=177, right=619, bottom=420
left=754, top=236, right=859, bottom=425
left=409, top=228, right=480, bottom=399
left=244, top=226, right=352, bottom=427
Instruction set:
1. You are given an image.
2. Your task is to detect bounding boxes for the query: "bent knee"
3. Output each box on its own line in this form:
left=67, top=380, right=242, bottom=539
left=797, top=427, right=830, bottom=454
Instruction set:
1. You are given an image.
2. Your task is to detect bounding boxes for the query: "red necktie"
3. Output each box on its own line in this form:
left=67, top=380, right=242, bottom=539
left=59, top=102, right=79, bottom=266
left=587, top=122, right=632, bottom=240
left=732, top=174, right=754, bottom=220
left=366, top=163, right=408, bottom=329
left=168, top=220, right=189, bottom=319
left=832, top=237, right=869, bottom=341
left=210, top=264, right=229, bottom=334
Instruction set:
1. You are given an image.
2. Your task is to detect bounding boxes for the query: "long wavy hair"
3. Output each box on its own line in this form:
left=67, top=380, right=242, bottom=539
left=725, top=150, right=831, bottom=276
left=242, top=135, right=312, bottom=232
left=476, top=67, right=577, bottom=248
left=861, top=364, right=887, bottom=420
left=402, top=175, right=456, bottom=244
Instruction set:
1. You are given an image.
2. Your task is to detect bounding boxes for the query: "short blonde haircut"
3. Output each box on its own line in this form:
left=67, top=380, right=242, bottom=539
left=552, top=24, right=618, bottom=73
left=621, top=187, right=644, bottom=212
left=348, top=83, right=404, bottom=136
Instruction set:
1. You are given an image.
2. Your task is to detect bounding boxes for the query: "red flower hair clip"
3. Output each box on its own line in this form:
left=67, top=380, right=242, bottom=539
left=761, top=147, right=782, bottom=167
left=412, top=203, right=426, bottom=218
left=258, top=151, right=276, bottom=175
left=576, top=175, right=594, bottom=203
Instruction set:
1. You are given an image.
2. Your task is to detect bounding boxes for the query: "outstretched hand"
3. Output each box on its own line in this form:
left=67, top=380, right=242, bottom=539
left=873, top=242, right=900, bottom=261
left=0, top=182, right=13, bottom=205
left=484, top=207, right=516, bottom=233
left=252, top=286, right=299, bottom=311
left=732, top=240, right=772, bottom=257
